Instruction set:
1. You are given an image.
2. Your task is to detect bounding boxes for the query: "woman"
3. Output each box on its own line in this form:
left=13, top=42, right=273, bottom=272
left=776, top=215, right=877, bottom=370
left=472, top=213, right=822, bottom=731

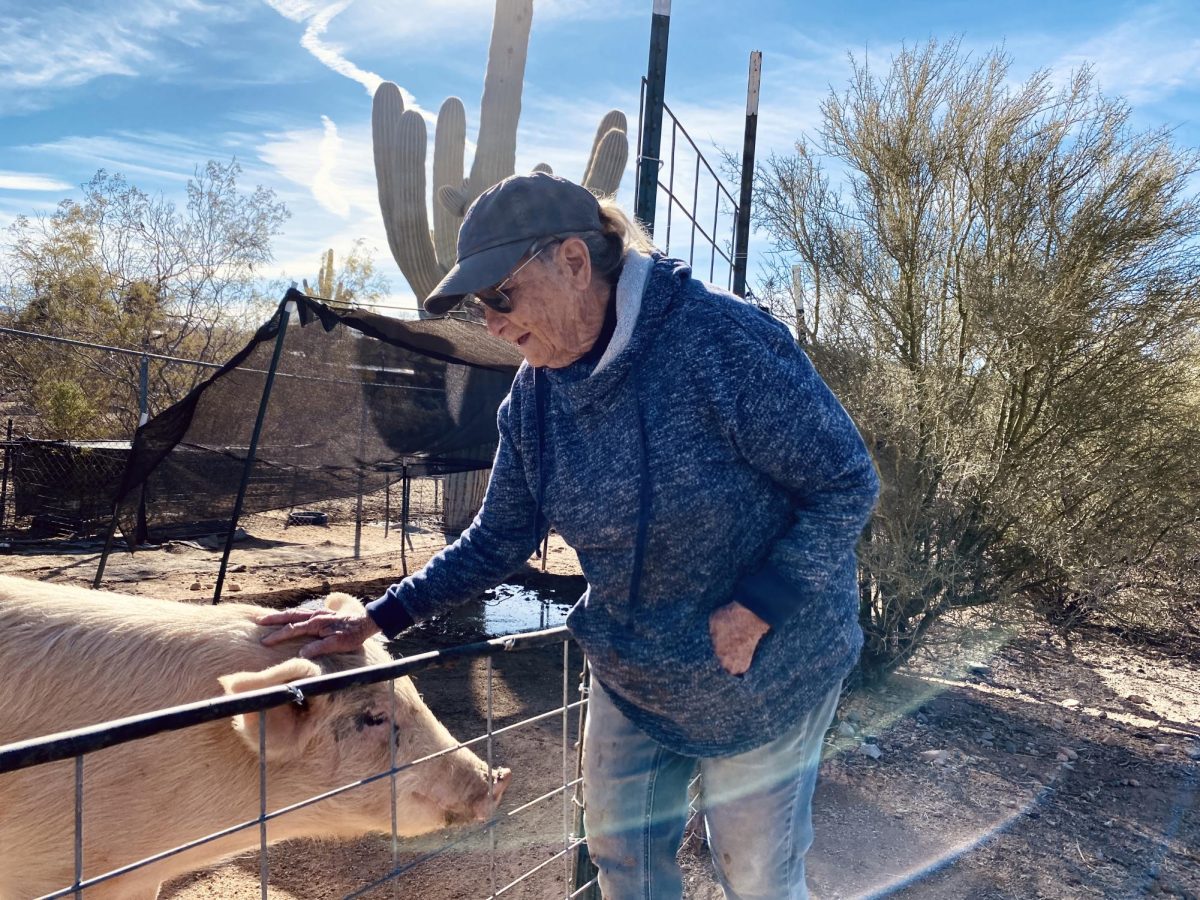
left=261, top=172, right=879, bottom=899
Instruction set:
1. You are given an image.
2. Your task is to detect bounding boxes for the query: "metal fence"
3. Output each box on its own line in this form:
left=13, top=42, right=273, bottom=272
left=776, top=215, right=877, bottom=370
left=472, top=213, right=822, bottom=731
left=0, top=627, right=600, bottom=899
left=636, top=76, right=743, bottom=292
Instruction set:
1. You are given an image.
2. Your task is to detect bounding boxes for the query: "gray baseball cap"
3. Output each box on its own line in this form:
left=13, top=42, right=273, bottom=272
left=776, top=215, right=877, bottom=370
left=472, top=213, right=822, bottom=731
left=423, top=172, right=603, bottom=315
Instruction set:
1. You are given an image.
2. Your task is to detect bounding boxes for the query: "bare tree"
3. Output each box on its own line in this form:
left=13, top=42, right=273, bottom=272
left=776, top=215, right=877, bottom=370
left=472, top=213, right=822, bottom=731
left=754, top=40, right=1200, bottom=672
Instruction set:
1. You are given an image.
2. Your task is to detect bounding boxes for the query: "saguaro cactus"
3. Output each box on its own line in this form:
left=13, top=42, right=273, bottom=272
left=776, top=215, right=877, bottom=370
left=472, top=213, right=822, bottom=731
left=372, top=0, right=629, bottom=310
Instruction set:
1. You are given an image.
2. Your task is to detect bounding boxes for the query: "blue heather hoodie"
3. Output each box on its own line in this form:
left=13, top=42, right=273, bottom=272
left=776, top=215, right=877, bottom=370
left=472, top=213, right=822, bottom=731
left=367, top=254, right=879, bottom=757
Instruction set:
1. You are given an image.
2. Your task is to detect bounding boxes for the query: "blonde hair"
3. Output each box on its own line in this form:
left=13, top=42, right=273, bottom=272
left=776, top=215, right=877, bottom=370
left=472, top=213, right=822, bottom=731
left=565, top=198, right=657, bottom=284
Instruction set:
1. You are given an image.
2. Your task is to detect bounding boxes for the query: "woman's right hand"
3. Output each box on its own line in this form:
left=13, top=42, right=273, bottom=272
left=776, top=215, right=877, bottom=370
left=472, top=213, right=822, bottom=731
left=257, top=608, right=382, bottom=659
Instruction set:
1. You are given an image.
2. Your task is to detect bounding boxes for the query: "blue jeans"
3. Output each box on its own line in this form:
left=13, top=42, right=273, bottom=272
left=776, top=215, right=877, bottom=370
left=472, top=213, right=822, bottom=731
left=582, top=678, right=841, bottom=900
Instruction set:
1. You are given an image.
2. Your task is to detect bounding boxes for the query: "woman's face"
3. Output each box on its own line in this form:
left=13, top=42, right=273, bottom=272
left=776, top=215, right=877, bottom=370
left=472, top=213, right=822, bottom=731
left=482, top=238, right=608, bottom=369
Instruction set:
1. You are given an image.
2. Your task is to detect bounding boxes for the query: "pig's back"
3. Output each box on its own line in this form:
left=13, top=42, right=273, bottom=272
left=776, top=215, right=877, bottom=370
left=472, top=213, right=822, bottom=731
left=0, top=575, right=274, bottom=743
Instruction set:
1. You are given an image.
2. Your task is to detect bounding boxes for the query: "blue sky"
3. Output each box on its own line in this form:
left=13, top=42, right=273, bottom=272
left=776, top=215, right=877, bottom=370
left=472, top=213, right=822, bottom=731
left=1, top=0, right=1198, bottom=310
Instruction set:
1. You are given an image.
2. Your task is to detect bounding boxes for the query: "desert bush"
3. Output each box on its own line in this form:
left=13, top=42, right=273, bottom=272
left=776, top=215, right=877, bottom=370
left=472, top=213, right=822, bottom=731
left=754, top=40, right=1200, bottom=673
left=0, top=161, right=288, bottom=439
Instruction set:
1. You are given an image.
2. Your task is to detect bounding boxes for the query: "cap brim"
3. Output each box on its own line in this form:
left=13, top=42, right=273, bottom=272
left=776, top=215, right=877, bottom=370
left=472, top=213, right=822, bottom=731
left=423, top=240, right=529, bottom=315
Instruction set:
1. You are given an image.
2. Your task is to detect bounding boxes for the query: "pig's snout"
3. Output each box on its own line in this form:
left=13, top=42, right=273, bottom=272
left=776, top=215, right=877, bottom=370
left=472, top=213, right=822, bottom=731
left=470, top=767, right=512, bottom=822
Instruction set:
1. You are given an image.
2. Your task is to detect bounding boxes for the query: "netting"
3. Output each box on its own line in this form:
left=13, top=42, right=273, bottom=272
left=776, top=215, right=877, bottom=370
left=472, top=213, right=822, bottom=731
left=114, top=291, right=520, bottom=543
left=2, top=440, right=128, bottom=537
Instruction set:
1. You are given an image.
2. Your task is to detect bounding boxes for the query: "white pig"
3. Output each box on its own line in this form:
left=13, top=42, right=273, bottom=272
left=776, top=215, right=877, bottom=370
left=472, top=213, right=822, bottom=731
left=0, top=575, right=510, bottom=899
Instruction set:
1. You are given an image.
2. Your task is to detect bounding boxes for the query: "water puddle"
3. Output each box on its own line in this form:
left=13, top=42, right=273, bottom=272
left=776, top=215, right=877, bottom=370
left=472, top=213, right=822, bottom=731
left=395, top=579, right=580, bottom=646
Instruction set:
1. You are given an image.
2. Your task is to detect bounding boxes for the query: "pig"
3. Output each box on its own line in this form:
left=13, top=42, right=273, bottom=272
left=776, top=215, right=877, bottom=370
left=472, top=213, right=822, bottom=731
left=0, top=575, right=510, bottom=899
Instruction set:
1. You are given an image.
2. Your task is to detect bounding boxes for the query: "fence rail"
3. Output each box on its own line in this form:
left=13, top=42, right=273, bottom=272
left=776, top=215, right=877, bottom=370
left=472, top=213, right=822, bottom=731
left=1, top=626, right=598, bottom=899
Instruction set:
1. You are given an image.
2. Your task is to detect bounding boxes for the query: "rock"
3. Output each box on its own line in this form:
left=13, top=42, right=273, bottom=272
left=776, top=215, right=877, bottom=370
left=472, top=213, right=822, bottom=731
left=1062, top=699, right=1080, bottom=708
left=1188, top=747, right=1200, bottom=761
left=231, top=563, right=247, bottom=573
left=837, top=721, right=857, bottom=738
left=321, top=579, right=332, bottom=590
left=1153, top=743, right=1172, bottom=755
left=1127, top=694, right=1149, bottom=705
left=1058, top=746, right=1079, bottom=761
left=189, top=582, right=202, bottom=591
left=845, top=709, right=863, bottom=724
left=229, top=583, right=241, bottom=592
left=859, top=743, right=883, bottom=760
left=919, top=749, right=951, bottom=765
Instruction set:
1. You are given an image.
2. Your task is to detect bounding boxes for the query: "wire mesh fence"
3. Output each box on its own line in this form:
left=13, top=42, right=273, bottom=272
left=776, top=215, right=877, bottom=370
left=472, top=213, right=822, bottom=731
left=0, top=316, right=496, bottom=558
left=0, top=627, right=599, bottom=900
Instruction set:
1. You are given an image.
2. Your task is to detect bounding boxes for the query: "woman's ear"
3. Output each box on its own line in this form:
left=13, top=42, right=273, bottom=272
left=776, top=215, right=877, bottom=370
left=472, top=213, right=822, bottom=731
left=558, top=237, right=593, bottom=290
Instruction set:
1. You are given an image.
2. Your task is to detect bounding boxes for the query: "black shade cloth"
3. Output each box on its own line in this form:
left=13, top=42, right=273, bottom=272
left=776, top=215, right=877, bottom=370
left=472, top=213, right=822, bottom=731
left=113, top=290, right=519, bottom=541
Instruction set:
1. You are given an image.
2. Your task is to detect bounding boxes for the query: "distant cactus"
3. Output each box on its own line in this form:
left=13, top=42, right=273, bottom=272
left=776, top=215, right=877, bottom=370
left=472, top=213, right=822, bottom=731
left=303, top=248, right=352, bottom=309
left=372, top=0, right=629, bottom=313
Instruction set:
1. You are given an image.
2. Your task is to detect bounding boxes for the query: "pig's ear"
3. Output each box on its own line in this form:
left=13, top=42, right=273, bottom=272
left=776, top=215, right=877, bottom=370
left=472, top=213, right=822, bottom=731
left=218, top=658, right=324, bottom=760
left=325, top=592, right=366, bottom=616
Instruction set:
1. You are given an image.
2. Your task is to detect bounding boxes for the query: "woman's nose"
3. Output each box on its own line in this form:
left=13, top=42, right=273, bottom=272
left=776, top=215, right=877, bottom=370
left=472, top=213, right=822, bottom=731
left=483, top=308, right=505, bottom=336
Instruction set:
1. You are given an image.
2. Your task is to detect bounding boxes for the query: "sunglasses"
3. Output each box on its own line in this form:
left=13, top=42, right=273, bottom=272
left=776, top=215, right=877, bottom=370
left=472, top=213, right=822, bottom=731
left=465, top=239, right=559, bottom=314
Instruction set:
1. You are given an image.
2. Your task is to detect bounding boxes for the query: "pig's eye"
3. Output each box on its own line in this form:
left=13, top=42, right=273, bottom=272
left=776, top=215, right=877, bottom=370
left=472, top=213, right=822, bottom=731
left=355, top=711, right=390, bottom=730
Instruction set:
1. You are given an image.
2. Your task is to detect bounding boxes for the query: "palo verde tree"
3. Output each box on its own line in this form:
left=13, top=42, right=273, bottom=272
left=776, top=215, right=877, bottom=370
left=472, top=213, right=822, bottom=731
left=0, top=161, right=288, bottom=438
left=753, top=41, right=1200, bottom=673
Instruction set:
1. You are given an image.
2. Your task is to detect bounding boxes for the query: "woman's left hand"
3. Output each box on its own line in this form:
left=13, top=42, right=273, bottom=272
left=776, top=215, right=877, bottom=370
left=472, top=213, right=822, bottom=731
left=709, top=602, right=771, bottom=675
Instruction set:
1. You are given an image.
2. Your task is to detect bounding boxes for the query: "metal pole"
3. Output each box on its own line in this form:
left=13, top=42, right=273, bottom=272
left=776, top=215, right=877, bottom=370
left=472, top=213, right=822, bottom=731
left=138, top=349, right=150, bottom=427
left=213, top=298, right=296, bottom=604
left=92, top=505, right=121, bottom=588
left=384, top=473, right=391, bottom=539
left=400, top=465, right=410, bottom=577
left=0, top=418, right=12, bottom=531
left=354, top=396, right=368, bottom=560
left=570, top=666, right=600, bottom=898
left=732, top=50, right=762, bottom=298
left=634, top=0, right=671, bottom=234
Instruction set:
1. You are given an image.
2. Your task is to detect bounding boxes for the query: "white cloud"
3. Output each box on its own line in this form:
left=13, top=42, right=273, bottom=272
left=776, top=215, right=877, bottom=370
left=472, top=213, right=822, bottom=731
left=0, top=0, right=251, bottom=113
left=1048, top=3, right=1200, bottom=104
left=312, top=116, right=353, bottom=217
left=258, top=117, right=378, bottom=216
left=260, top=0, right=436, bottom=123
left=23, top=131, right=226, bottom=184
left=0, top=172, right=74, bottom=192
left=297, top=0, right=383, bottom=96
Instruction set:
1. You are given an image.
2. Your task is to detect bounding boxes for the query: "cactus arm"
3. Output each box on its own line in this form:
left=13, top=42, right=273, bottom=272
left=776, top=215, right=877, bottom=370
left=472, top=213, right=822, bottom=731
left=588, top=110, right=627, bottom=167
left=463, top=0, right=532, bottom=204
left=373, top=82, right=445, bottom=303
left=582, top=110, right=629, bottom=197
left=433, top=97, right=466, bottom=269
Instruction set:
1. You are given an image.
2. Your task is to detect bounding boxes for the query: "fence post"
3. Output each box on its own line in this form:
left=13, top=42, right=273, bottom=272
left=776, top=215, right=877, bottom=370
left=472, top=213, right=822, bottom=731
left=570, top=667, right=600, bottom=898
left=400, top=464, right=411, bottom=577
left=634, top=0, right=671, bottom=235
left=0, top=418, right=12, bottom=532
left=732, top=50, right=762, bottom=298
left=138, top=348, right=150, bottom=427
left=213, top=297, right=296, bottom=604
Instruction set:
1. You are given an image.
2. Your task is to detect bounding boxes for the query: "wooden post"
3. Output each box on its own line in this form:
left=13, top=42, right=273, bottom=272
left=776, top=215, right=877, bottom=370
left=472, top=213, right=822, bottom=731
left=0, top=419, right=12, bottom=532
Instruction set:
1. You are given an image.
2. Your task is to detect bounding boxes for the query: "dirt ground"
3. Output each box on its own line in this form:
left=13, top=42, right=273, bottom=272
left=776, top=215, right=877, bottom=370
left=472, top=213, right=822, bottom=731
left=3, top=513, right=1198, bottom=899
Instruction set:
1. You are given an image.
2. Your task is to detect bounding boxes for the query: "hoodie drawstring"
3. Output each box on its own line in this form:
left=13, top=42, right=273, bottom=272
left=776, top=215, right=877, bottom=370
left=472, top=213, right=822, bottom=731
left=628, top=392, right=651, bottom=607
left=532, top=367, right=548, bottom=546
left=531, top=368, right=650, bottom=608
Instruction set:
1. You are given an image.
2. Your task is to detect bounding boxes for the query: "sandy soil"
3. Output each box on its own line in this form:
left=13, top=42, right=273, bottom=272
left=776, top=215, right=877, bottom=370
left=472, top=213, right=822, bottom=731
left=3, top=516, right=1198, bottom=899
